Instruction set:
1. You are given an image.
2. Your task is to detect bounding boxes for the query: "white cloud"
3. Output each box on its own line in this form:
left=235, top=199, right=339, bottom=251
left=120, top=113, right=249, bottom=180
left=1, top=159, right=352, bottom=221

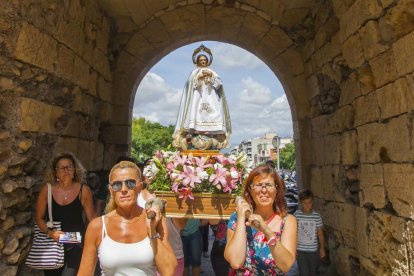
left=211, top=44, right=263, bottom=70
left=133, top=72, right=181, bottom=126
left=228, top=78, right=292, bottom=144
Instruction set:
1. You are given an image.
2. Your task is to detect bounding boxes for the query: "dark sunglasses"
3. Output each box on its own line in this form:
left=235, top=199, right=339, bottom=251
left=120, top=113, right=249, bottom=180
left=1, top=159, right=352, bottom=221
left=110, top=179, right=137, bottom=192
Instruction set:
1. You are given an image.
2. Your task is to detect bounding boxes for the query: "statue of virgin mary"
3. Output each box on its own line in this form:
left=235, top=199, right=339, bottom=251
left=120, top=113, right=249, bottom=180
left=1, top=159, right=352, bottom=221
left=173, top=45, right=231, bottom=151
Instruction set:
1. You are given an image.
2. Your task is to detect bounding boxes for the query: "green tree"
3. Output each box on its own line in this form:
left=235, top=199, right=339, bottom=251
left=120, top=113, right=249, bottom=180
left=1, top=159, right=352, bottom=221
left=278, top=143, right=296, bottom=170
left=131, top=117, right=174, bottom=162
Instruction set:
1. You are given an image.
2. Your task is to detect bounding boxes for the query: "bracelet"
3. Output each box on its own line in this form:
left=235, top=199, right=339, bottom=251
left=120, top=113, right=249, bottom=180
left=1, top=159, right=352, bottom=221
left=149, top=232, right=161, bottom=240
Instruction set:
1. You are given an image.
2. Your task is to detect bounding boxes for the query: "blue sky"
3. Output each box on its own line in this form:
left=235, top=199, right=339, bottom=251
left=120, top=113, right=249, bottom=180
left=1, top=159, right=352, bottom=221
left=133, top=41, right=293, bottom=146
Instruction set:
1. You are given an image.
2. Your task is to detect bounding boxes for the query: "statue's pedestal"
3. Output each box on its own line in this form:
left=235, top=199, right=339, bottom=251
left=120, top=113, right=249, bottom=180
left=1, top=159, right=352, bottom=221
left=181, top=150, right=222, bottom=157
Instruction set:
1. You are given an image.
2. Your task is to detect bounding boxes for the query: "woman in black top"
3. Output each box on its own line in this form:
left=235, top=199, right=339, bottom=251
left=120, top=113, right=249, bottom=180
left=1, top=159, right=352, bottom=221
left=35, top=152, right=95, bottom=276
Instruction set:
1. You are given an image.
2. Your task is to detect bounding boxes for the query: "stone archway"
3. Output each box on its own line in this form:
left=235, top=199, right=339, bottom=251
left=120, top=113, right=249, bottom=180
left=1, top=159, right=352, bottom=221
left=101, top=1, right=313, bottom=189
left=1, top=0, right=414, bottom=274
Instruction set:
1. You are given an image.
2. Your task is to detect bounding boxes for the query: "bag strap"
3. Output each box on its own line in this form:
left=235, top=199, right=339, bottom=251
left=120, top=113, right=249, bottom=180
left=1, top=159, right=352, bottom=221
left=47, top=183, right=53, bottom=224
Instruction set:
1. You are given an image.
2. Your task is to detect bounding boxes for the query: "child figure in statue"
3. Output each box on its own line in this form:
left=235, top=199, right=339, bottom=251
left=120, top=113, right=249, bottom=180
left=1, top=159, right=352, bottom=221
left=172, top=45, right=231, bottom=151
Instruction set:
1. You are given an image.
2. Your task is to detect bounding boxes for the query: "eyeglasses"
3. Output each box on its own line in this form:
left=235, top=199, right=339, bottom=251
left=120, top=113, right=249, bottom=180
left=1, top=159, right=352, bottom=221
left=56, top=165, right=74, bottom=172
left=251, top=183, right=277, bottom=191
left=110, top=179, right=137, bottom=192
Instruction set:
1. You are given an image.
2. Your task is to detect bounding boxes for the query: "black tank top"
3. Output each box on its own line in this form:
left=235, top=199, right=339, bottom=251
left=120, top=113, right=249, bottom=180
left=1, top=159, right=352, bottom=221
left=51, top=185, right=86, bottom=236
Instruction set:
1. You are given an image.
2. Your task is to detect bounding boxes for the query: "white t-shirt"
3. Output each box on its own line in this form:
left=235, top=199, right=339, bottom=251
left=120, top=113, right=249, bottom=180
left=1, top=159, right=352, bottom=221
left=294, top=210, right=323, bottom=252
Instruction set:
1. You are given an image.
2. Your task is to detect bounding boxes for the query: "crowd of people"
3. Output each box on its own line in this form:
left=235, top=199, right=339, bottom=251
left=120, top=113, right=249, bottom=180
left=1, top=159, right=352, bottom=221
left=31, top=152, right=326, bottom=276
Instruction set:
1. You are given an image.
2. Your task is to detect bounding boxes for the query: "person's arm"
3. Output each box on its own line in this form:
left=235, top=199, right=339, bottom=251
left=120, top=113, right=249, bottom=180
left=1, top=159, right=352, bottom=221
left=146, top=208, right=177, bottom=275
left=224, top=203, right=251, bottom=269
left=262, top=215, right=297, bottom=272
left=317, top=227, right=326, bottom=258
left=81, top=185, right=96, bottom=223
left=35, top=184, right=63, bottom=242
left=78, top=217, right=101, bottom=276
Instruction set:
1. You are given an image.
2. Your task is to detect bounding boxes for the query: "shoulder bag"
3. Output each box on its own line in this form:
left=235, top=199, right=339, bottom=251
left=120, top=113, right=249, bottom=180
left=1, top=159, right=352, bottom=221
left=25, top=183, right=64, bottom=269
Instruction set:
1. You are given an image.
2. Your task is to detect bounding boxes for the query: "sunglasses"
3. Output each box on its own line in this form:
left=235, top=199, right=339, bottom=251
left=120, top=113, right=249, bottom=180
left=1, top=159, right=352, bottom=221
left=110, top=179, right=137, bottom=192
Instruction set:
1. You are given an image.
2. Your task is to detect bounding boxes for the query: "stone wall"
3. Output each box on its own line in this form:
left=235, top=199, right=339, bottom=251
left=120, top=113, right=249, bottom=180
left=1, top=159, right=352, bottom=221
left=0, top=0, right=112, bottom=274
left=307, top=0, right=414, bottom=274
left=1, top=0, right=414, bottom=274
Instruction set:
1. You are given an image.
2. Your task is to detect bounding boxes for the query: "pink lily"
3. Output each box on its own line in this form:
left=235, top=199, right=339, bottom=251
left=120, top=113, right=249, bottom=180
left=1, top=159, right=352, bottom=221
left=182, top=165, right=201, bottom=188
left=209, top=167, right=228, bottom=187
left=194, top=156, right=212, bottom=169
left=174, top=154, right=188, bottom=168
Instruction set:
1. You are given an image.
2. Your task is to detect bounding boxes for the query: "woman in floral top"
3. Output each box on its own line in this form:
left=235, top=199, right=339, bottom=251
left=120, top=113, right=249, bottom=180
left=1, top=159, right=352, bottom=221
left=224, top=164, right=297, bottom=275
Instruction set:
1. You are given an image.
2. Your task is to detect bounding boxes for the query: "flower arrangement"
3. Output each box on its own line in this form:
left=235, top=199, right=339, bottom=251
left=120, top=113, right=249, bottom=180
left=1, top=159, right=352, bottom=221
left=144, top=150, right=251, bottom=200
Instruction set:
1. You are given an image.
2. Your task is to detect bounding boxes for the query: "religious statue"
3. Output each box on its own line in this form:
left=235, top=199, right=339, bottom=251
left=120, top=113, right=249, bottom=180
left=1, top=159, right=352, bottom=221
left=172, top=45, right=231, bottom=151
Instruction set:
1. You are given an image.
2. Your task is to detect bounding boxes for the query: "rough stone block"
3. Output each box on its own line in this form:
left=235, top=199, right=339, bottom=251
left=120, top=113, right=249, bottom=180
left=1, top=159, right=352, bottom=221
left=337, top=202, right=356, bottom=247
left=369, top=49, right=398, bottom=88
left=353, top=93, right=379, bottom=127
left=357, top=123, right=382, bottom=163
left=88, top=70, right=98, bottom=96
left=73, top=90, right=94, bottom=115
left=339, top=72, right=361, bottom=107
left=340, top=0, right=383, bottom=39
left=56, top=44, right=75, bottom=81
left=256, top=26, right=292, bottom=60
left=368, top=211, right=409, bottom=273
left=359, top=164, right=386, bottom=208
left=160, top=4, right=205, bottom=42
left=93, top=48, right=111, bottom=80
left=310, top=166, right=323, bottom=198
left=273, top=48, right=304, bottom=78
left=55, top=19, right=82, bottom=54
left=376, top=79, right=407, bottom=120
left=19, top=98, right=64, bottom=134
left=100, top=125, right=131, bottom=145
left=0, top=77, right=14, bottom=90
left=140, top=18, right=172, bottom=50
left=97, top=76, right=112, bottom=103
left=329, top=105, right=354, bottom=134
left=323, top=135, right=341, bottom=165
left=359, top=20, right=389, bottom=60
left=98, top=101, right=113, bottom=124
left=73, top=56, right=89, bottom=89
left=341, top=130, right=358, bottom=164
left=384, top=164, right=414, bottom=219
left=405, top=72, right=414, bottom=111
left=322, top=165, right=342, bottom=202
left=15, top=23, right=57, bottom=72
left=355, top=207, right=369, bottom=257
left=393, top=30, right=414, bottom=77
left=357, top=64, right=376, bottom=95
left=381, top=116, right=410, bottom=162
left=54, top=137, right=78, bottom=157
left=341, top=33, right=364, bottom=69
left=311, top=137, right=324, bottom=165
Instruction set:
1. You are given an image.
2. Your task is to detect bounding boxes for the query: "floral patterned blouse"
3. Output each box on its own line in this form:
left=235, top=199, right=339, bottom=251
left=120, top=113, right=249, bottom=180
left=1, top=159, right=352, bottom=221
left=227, top=212, right=289, bottom=275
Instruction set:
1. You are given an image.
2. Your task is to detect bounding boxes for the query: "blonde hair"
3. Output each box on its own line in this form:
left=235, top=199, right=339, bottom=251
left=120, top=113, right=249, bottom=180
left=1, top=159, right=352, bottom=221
left=105, top=161, right=142, bottom=214
left=44, top=152, right=86, bottom=185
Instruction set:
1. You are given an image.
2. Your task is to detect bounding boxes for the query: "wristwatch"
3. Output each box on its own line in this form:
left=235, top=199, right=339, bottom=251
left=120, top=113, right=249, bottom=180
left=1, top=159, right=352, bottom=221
left=266, top=233, right=279, bottom=246
left=149, top=232, right=161, bottom=240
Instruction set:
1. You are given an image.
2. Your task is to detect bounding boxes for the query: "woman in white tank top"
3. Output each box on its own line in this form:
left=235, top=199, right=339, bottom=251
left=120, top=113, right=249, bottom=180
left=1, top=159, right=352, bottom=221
left=78, top=161, right=177, bottom=275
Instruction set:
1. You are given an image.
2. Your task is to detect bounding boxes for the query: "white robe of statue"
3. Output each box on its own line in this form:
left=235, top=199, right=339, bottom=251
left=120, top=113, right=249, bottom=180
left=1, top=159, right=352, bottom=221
left=173, top=66, right=231, bottom=146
